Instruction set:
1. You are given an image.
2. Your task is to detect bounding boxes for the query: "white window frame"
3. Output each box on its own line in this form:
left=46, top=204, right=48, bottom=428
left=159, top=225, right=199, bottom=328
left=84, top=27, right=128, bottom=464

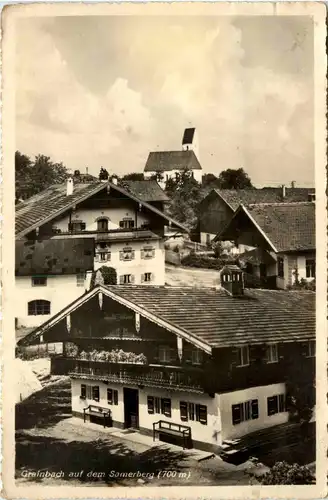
left=31, top=276, right=47, bottom=287
left=266, top=343, right=278, bottom=364
left=158, top=346, right=174, bottom=363
left=237, top=345, right=249, bottom=367
left=306, top=340, right=315, bottom=358
left=191, top=349, right=203, bottom=365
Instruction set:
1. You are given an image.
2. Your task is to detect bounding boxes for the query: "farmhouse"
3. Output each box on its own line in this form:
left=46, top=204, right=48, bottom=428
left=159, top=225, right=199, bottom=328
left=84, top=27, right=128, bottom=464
left=18, top=266, right=315, bottom=454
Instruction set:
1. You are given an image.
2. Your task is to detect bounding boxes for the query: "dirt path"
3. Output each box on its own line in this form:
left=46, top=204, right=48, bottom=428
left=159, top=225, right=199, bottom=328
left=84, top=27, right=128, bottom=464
left=165, top=264, right=221, bottom=288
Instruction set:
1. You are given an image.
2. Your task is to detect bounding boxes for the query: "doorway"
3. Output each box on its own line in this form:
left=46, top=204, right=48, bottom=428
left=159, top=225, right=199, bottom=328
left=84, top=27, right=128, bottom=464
left=123, top=388, right=139, bottom=429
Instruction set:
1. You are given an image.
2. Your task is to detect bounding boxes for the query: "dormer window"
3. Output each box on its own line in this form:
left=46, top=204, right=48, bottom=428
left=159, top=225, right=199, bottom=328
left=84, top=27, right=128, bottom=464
left=68, top=221, right=86, bottom=232
left=119, top=218, right=134, bottom=230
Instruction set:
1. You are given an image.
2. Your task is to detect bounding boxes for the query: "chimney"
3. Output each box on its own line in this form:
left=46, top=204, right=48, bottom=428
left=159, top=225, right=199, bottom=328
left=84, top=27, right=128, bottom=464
left=291, top=181, right=296, bottom=188
left=220, top=265, right=244, bottom=297
left=86, top=167, right=89, bottom=175
left=66, top=169, right=74, bottom=196
left=111, top=175, right=118, bottom=185
left=281, top=184, right=286, bottom=200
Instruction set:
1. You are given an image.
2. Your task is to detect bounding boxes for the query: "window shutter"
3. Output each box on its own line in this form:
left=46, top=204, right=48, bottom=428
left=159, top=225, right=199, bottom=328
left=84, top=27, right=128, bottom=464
left=119, top=275, right=124, bottom=285
left=267, top=396, right=277, bottom=416
left=141, top=250, right=145, bottom=260
left=152, top=249, right=155, bottom=258
left=81, top=222, right=86, bottom=230
left=68, top=223, right=73, bottom=231
left=141, top=274, right=145, bottom=283
left=180, top=401, right=188, bottom=421
left=113, top=390, right=118, bottom=405
left=92, top=386, right=100, bottom=402
left=86, top=386, right=92, bottom=399
left=147, top=396, right=154, bottom=414
left=278, top=394, right=285, bottom=412
left=198, top=405, right=207, bottom=425
left=251, top=399, right=259, bottom=419
left=107, top=389, right=113, bottom=404
left=80, top=384, right=86, bottom=399
left=155, top=397, right=160, bottom=413
left=162, top=398, right=171, bottom=417
left=188, top=402, right=195, bottom=420
left=119, top=221, right=124, bottom=228
left=151, top=273, right=154, bottom=282
left=131, top=250, right=135, bottom=260
left=232, top=404, right=241, bottom=425
left=131, top=275, right=135, bottom=284
left=119, top=251, right=124, bottom=261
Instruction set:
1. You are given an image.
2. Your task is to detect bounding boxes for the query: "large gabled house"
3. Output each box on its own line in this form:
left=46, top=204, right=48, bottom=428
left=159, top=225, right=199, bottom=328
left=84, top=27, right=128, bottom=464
left=18, top=266, right=315, bottom=454
left=144, top=128, right=202, bottom=188
left=196, top=187, right=315, bottom=246
left=15, top=176, right=187, bottom=327
left=214, top=202, right=315, bottom=290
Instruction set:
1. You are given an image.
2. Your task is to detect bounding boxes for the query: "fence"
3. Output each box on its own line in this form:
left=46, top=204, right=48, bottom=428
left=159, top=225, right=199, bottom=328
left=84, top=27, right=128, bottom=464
left=16, top=342, right=63, bottom=360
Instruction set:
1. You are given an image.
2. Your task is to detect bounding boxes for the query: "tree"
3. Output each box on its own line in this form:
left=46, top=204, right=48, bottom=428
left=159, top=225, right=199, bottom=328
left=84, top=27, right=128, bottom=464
left=99, top=167, right=109, bottom=180
left=149, top=172, right=164, bottom=183
left=202, top=173, right=221, bottom=189
left=15, top=151, right=67, bottom=201
left=217, top=168, right=253, bottom=189
left=121, top=172, right=144, bottom=181
left=90, top=266, right=117, bottom=289
left=165, top=169, right=202, bottom=230
left=258, top=461, right=314, bottom=485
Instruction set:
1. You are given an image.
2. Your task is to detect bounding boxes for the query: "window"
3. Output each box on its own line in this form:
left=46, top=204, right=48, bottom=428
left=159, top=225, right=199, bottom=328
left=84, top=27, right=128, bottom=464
left=68, top=221, right=86, bottom=232
left=142, top=272, right=152, bottom=283
left=277, top=257, right=284, bottom=278
left=158, top=346, right=175, bottom=363
left=98, top=252, right=111, bottom=262
left=119, top=274, right=134, bottom=285
left=28, top=300, right=51, bottom=316
left=148, top=396, right=170, bottom=416
left=306, top=340, right=315, bottom=358
left=191, top=349, right=203, bottom=365
left=267, top=394, right=285, bottom=416
left=31, top=276, right=47, bottom=287
left=107, top=389, right=118, bottom=405
left=80, top=384, right=86, bottom=399
left=237, top=345, right=249, bottom=367
left=76, top=273, right=85, bottom=287
left=232, top=399, right=259, bottom=425
left=119, top=219, right=135, bottom=229
left=141, top=246, right=155, bottom=259
left=92, top=386, right=100, bottom=402
left=86, top=385, right=92, bottom=399
left=97, top=218, right=109, bottom=232
left=119, top=247, right=135, bottom=261
left=266, top=343, right=278, bottom=363
left=180, top=402, right=207, bottom=425
left=306, top=259, right=316, bottom=278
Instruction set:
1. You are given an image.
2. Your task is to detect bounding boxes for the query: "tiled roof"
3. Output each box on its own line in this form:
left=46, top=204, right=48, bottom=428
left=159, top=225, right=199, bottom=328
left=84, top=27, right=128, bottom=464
left=18, top=285, right=315, bottom=348
left=245, top=202, right=315, bottom=252
left=119, top=180, right=169, bottom=202
left=15, top=180, right=187, bottom=238
left=213, top=188, right=314, bottom=211
left=144, top=150, right=202, bottom=172
left=15, top=238, right=94, bottom=276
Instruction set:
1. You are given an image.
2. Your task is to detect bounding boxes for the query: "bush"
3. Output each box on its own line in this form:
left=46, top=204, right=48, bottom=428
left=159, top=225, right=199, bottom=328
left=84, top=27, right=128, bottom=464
left=259, top=461, right=315, bottom=485
left=180, top=253, right=237, bottom=270
left=90, top=266, right=117, bottom=289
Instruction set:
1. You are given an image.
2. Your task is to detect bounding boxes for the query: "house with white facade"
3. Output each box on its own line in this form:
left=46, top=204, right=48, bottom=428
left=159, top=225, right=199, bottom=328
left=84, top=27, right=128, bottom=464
left=15, top=176, right=187, bottom=327
left=214, top=202, right=315, bottom=290
left=18, top=265, right=315, bottom=456
left=144, top=128, right=202, bottom=188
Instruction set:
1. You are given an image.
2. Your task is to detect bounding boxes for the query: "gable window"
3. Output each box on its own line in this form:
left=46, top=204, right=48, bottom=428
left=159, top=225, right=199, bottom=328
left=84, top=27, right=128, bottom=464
left=267, top=394, right=285, bottom=416
left=107, top=389, right=118, bottom=405
left=158, top=346, right=176, bottom=363
left=119, top=218, right=135, bottom=230
left=76, top=273, right=85, bottom=287
left=97, top=218, right=109, bottom=232
left=305, top=340, right=315, bottom=358
left=232, top=400, right=259, bottom=425
left=68, top=221, right=86, bottom=232
left=266, top=343, right=278, bottom=363
left=237, top=345, right=249, bottom=367
left=141, top=246, right=155, bottom=259
left=277, top=257, right=284, bottom=278
left=92, top=385, right=100, bottom=402
left=119, top=274, right=134, bottom=285
left=119, top=247, right=135, bottom=261
left=28, top=300, right=50, bottom=316
left=191, top=349, right=203, bottom=365
left=306, top=259, right=316, bottom=278
left=142, top=272, right=153, bottom=283
left=31, top=276, right=47, bottom=287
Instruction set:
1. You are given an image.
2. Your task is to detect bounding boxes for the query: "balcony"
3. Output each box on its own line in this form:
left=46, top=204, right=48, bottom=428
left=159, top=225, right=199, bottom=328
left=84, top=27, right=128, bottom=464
left=52, top=228, right=159, bottom=243
left=52, top=357, right=206, bottom=393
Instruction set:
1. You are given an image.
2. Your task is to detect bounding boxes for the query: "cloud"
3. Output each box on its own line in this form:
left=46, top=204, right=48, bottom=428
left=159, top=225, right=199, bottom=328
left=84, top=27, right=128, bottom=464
left=15, top=15, right=314, bottom=185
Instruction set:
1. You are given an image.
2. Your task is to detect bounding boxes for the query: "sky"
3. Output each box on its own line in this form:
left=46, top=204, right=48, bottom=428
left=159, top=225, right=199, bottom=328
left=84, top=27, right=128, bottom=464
left=15, top=15, right=314, bottom=187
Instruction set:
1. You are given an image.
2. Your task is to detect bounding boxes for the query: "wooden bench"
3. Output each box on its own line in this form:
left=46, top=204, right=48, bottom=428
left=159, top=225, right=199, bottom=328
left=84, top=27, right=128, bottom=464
left=83, top=405, right=112, bottom=428
left=153, top=420, right=191, bottom=449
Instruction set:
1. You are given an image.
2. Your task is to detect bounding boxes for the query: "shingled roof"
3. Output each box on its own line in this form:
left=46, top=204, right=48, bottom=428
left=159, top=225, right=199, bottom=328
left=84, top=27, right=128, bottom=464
left=15, top=238, right=94, bottom=276
left=15, top=180, right=187, bottom=238
left=119, top=180, right=169, bottom=202
left=209, top=188, right=315, bottom=211
left=18, top=284, right=315, bottom=349
left=144, top=150, right=202, bottom=173
left=216, top=202, right=315, bottom=253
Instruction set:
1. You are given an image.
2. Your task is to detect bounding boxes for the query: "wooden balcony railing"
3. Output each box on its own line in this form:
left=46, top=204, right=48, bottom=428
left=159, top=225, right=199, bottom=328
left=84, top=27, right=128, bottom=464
left=52, top=357, right=206, bottom=393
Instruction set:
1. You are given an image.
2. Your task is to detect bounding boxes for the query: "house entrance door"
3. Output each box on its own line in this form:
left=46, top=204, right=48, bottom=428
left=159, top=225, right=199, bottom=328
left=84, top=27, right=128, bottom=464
left=123, top=388, right=139, bottom=429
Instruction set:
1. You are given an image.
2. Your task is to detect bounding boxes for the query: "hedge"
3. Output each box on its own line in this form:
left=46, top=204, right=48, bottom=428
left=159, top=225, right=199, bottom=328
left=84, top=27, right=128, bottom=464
left=180, top=253, right=237, bottom=270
